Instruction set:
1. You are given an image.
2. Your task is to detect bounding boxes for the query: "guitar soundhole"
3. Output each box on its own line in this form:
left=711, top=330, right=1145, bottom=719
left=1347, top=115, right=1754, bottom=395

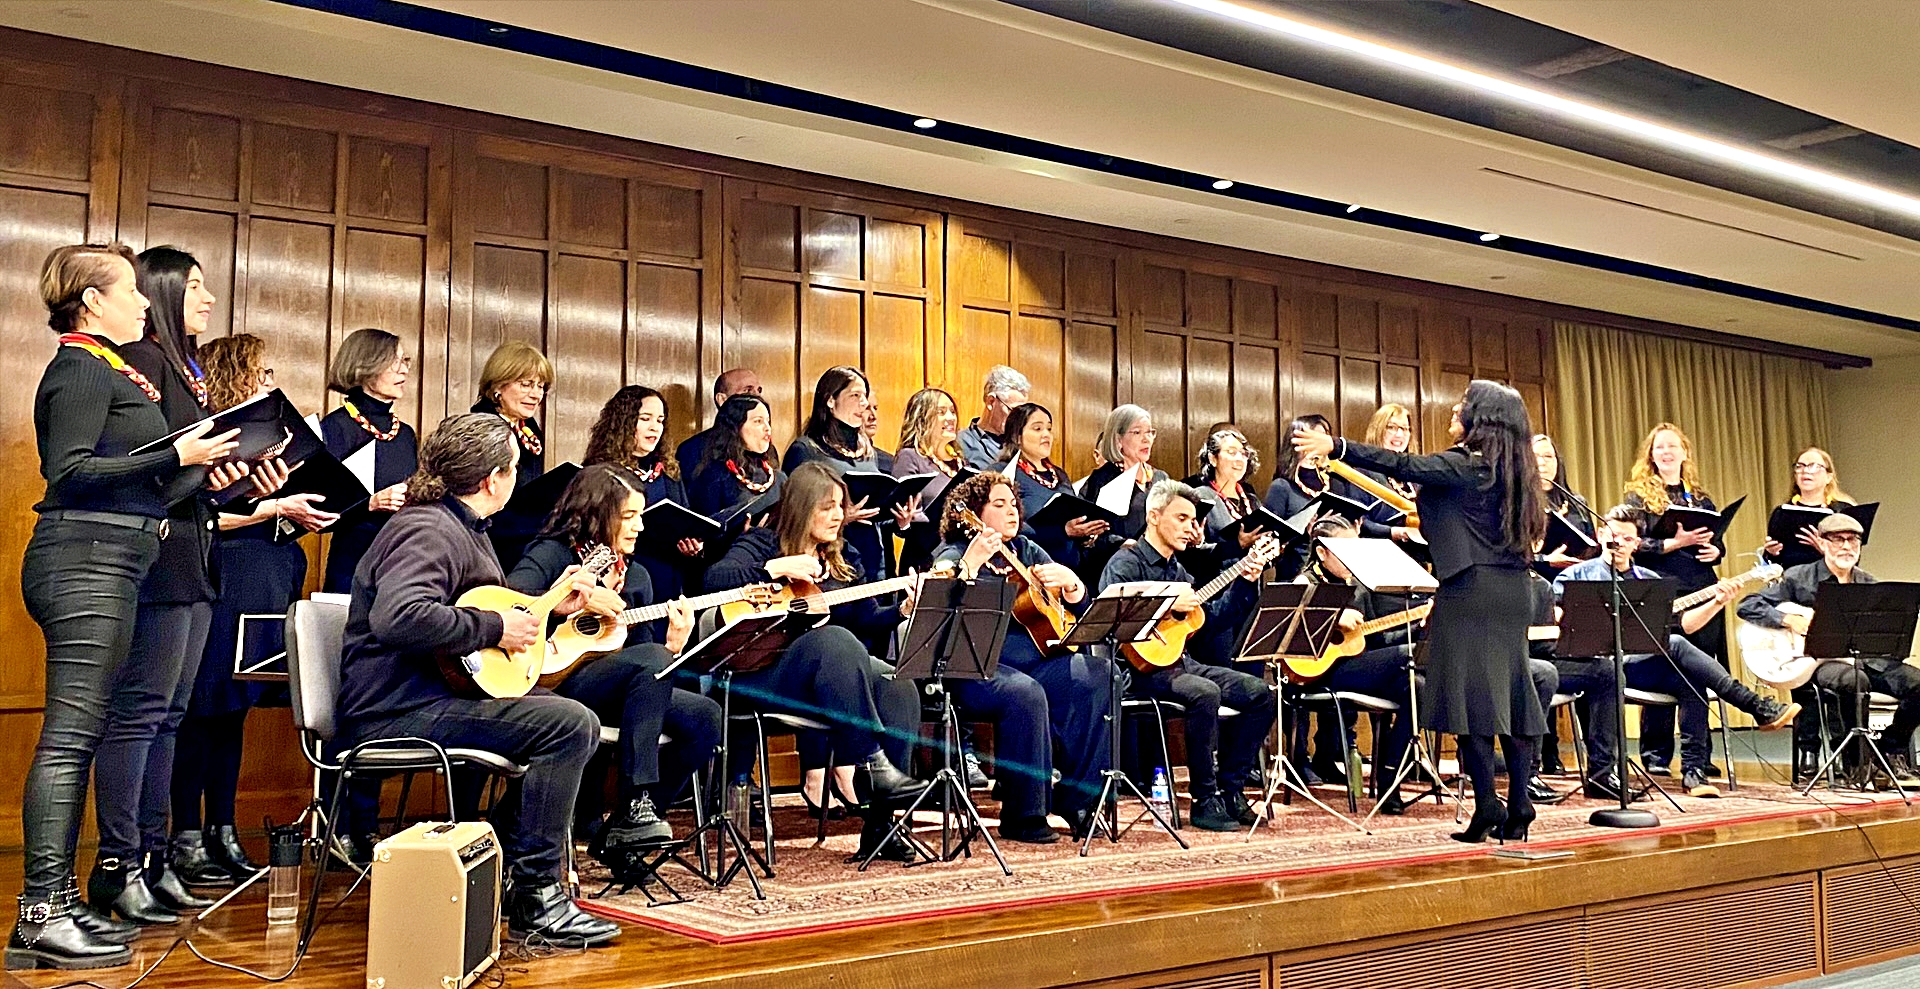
left=577, top=615, right=602, bottom=636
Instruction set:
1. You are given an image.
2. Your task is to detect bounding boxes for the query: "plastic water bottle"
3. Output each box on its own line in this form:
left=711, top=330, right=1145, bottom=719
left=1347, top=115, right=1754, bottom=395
left=266, top=825, right=302, bottom=926
left=1149, top=767, right=1174, bottom=829
left=727, top=774, right=754, bottom=830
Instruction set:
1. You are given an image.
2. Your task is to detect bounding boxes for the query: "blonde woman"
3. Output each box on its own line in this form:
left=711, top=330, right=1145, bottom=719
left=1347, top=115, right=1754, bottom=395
left=472, top=340, right=554, bottom=568
left=1763, top=447, right=1856, bottom=568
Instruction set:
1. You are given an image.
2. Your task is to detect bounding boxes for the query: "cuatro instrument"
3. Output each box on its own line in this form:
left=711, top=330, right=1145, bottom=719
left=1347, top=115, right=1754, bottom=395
left=439, top=545, right=617, bottom=699
left=951, top=507, right=1075, bottom=655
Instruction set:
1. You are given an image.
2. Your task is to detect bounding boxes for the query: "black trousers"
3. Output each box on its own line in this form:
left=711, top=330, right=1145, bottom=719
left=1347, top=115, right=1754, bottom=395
left=1643, top=610, right=1727, bottom=765
left=729, top=626, right=914, bottom=769
left=1552, top=657, right=1621, bottom=780
left=340, top=695, right=598, bottom=885
left=95, top=600, right=211, bottom=860
left=1001, top=636, right=1117, bottom=813
left=1797, top=658, right=1920, bottom=759
left=553, top=643, right=722, bottom=799
left=19, top=517, right=162, bottom=893
left=1134, top=656, right=1275, bottom=797
left=172, top=710, right=248, bottom=829
left=947, top=670, right=1050, bottom=820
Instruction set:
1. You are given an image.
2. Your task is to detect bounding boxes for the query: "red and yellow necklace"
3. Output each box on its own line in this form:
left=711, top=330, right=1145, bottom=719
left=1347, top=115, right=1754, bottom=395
left=59, top=333, right=161, bottom=403
left=509, top=417, right=542, bottom=457
left=342, top=397, right=402, bottom=442
left=727, top=455, right=775, bottom=494
left=1016, top=457, right=1061, bottom=489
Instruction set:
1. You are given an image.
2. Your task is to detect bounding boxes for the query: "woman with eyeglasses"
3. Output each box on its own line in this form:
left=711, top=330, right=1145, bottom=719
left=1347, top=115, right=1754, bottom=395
left=473, top=341, right=555, bottom=570
left=1361, top=403, right=1421, bottom=544
left=1072, top=405, right=1167, bottom=583
left=1763, top=447, right=1855, bottom=569
left=319, top=328, right=417, bottom=593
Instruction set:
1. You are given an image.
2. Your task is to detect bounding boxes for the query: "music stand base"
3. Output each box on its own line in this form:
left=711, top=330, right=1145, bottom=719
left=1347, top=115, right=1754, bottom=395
left=1588, top=806, right=1660, bottom=829
left=1080, top=769, right=1188, bottom=855
left=680, top=814, right=771, bottom=899
left=861, top=769, right=1011, bottom=874
left=1801, top=727, right=1914, bottom=805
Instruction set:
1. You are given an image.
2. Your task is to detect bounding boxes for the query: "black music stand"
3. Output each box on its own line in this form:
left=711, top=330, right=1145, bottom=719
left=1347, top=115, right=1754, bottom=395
left=1067, top=590, right=1187, bottom=855
left=1558, top=578, right=1682, bottom=825
left=861, top=576, right=1015, bottom=872
left=1799, top=582, right=1920, bottom=803
left=1238, top=581, right=1367, bottom=835
left=649, top=609, right=826, bottom=899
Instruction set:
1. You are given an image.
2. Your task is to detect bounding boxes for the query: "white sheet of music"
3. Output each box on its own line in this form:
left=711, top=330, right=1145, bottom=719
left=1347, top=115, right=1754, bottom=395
left=1092, top=468, right=1138, bottom=518
left=343, top=440, right=377, bottom=494
left=1317, top=536, right=1438, bottom=594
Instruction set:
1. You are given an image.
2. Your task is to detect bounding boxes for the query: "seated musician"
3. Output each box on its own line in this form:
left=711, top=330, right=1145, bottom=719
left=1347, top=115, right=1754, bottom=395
left=504, top=464, right=723, bottom=861
left=1556, top=505, right=1799, bottom=798
left=1097, top=480, right=1275, bottom=832
left=1737, top=512, right=1920, bottom=784
left=934, top=473, right=1120, bottom=842
left=336, top=413, right=618, bottom=946
left=703, top=462, right=929, bottom=854
left=1296, top=515, right=1424, bottom=812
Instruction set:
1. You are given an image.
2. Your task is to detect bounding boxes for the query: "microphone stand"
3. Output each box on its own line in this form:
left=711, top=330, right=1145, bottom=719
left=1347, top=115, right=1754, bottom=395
left=1549, top=480, right=1660, bottom=829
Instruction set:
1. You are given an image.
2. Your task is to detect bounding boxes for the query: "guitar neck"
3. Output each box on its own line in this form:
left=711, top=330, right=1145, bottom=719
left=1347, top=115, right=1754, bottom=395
left=1670, top=566, right=1769, bottom=613
left=1353, top=602, right=1434, bottom=638
left=813, top=572, right=920, bottom=609
left=617, top=586, right=756, bottom=626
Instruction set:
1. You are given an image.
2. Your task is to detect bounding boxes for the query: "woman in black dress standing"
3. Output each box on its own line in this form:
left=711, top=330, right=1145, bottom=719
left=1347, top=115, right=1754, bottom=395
left=1072, top=404, right=1167, bottom=585
left=172, top=335, right=336, bottom=888
left=687, top=393, right=785, bottom=523
left=472, top=341, right=554, bottom=570
left=1292, top=380, right=1547, bottom=844
left=319, top=328, right=416, bottom=593
left=12, top=244, right=240, bottom=971
left=582, top=385, right=706, bottom=600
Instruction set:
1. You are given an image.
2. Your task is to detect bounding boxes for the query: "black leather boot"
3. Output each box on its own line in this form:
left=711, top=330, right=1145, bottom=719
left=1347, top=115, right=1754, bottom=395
left=87, top=856, right=179, bottom=926
left=861, top=751, right=930, bottom=801
left=145, top=849, right=212, bottom=912
left=170, top=830, right=233, bottom=887
left=57, top=878, right=137, bottom=946
left=505, top=879, right=620, bottom=946
left=207, top=825, right=261, bottom=882
left=6, top=892, right=133, bottom=971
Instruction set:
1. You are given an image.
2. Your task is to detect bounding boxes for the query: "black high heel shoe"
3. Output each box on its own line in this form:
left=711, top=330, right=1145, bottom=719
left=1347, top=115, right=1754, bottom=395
left=1450, top=797, right=1508, bottom=845
left=1497, top=802, right=1536, bottom=843
left=800, top=789, right=847, bottom=821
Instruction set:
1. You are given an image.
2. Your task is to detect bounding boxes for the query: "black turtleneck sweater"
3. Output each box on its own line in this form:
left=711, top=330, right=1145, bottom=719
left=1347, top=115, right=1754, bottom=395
left=320, top=388, right=419, bottom=592
left=33, top=336, right=196, bottom=518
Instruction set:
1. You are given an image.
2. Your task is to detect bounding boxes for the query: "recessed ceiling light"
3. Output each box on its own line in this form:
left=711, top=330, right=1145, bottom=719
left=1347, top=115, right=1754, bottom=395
left=1479, top=232, right=1500, bottom=242
left=1211, top=179, right=1234, bottom=190
left=912, top=118, right=938, bottom=130
left=1166, top=0, right=1920, bottom=221
left=1017, top=168, right=1054, bottom=178
left=488, top=25, right=508, bottom=34
left=1345, top=204, right=1362, bottom=214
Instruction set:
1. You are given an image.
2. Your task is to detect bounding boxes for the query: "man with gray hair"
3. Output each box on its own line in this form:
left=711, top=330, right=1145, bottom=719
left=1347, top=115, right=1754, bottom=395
left=958, top=364, right=1031, bottom=469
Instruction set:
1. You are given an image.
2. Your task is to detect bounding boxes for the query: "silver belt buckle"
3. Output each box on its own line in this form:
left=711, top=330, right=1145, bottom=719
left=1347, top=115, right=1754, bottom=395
left=157, top=519, right=172, bottom=540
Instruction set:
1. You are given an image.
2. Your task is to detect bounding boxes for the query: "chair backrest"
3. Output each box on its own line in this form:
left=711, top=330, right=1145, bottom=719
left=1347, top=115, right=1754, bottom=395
left=285, top=597, right=351, bottom=743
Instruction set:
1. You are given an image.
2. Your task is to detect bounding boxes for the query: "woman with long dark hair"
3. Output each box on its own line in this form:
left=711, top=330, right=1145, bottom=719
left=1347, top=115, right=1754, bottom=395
left=1262, top=413, right=1387, bottom=578
left=12, top=244, right=240, bottom=970
left=172, top=336, right=336, bottom=888
left=1533, top=433, right=1595, bottom=571
left=583, top=385, right=705, bottom=600
left=1292, top=380, right=1548, bottom=844
left=782, top=367, right=911, bottom=593
left=687, top=393, right=785, bottom=520
left=506, top=464, right=721, bottom=861
left=319, top=327, right=416, bottom=592
left=996, top=402, right=1104, bottom=571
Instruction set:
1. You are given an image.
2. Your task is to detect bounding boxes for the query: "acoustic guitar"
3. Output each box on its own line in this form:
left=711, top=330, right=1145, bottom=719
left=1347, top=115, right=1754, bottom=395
left=1736, top=602, right=1818, bottom=688
left=541, top=582, right=782, bottom=689
left=950, top=507, right=1074, bottom=655
left=1121, top=534, right=1284, bottom=671
left=716, top=563, right=955, bottom=625
left=1282, top=602, right=1433, bottom=684
left=439, top=545, right=617, bottom=699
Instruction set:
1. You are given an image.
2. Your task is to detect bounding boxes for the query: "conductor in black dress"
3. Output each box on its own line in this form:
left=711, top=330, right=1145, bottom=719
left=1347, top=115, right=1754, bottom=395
left=1291, top=381, right=1547, bottom=844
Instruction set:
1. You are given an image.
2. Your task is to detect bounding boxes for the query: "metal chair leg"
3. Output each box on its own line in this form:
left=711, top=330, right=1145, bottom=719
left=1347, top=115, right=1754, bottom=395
left=1331, top=697, right=1357, bottom=813
left=755, top=716, right=776, bottom=867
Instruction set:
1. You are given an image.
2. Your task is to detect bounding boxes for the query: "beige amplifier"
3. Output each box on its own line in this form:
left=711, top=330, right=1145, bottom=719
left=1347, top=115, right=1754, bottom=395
left=366, top=821, right=501, bottom=989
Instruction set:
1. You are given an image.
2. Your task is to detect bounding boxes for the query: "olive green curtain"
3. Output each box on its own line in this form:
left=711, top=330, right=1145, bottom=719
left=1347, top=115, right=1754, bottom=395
left=1553, top=321, right=1832, bottom=692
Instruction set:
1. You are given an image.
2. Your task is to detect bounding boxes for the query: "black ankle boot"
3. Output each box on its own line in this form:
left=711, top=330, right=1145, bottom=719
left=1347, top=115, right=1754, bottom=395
left=860, top=751, right=929, bottom=801
left=505, top=879, right=620, bottom=946
left=145, top=849, right=212, bottom=912
left=88, top=857, right=178, bottom=926
left=57, top=878, right=137, bottom=946
left=207, top=825, right=260, bottom=882
left=6, top=892, right=133, bottom=971
left=170, top=830, right=233, bottom=887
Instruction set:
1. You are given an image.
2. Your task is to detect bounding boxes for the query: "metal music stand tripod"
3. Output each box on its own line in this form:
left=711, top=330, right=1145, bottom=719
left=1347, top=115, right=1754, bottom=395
left=1558, top=578, right=1683, bottom=825
left=1799, top=581, right=1920, bottom=803
left=1067, top=590, right=1187, bottom=855
left=659, top=608, right=825, bottom=899
left=864, top=575, right=1015, bottom=872
left=1239, top=580, right=1367, bottom=835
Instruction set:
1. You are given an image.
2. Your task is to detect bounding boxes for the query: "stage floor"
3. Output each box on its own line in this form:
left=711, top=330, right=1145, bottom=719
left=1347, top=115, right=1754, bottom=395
left=8, top=772, right=1920, bottom=989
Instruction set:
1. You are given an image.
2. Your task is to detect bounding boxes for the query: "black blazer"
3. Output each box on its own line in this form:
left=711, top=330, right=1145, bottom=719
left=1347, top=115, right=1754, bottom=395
left=1333, top=439, right=1529, bottom=582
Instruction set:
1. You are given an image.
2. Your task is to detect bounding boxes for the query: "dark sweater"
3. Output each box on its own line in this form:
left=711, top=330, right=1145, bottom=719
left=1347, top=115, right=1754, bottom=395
left=122, top=338, right=219, bottom=603
left=320, top=388, right=419, bottom=592
left=471, top=400, right=547, bottom=570
left=338, top=497, right=508, bottom=726
left=33, top=337, right=195, bottom=518
left=508, top=536, right=661, bottom=645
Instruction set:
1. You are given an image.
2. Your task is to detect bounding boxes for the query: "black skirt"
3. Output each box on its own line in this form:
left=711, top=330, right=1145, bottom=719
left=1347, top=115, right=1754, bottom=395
left=1421, top=565, right=1544, bottom=737
left=190, top=525, right=308, bottom=716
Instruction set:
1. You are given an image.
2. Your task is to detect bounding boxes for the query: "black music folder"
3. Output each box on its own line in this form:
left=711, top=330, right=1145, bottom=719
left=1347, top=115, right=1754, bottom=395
left=263, top=445, right=370, bottom=529
left=503, top=461, right=581, bottom=520
left=1545, top=511, right=1600, bottom=559
left=1026, top=491, right=1125, bottom=531
left=639, top=499, right=723, bottom=546
left=1768, top=502, right=1877, bottom=566
left=1648, top=495, right=1745, bottom=540
left=719, top=487, right=782, bottom=537
left=1283, top=488, right=1376, bottom=533
left=136, top=388, right=321, bottom=466
left=1217, top=505, right=1299, bottom=547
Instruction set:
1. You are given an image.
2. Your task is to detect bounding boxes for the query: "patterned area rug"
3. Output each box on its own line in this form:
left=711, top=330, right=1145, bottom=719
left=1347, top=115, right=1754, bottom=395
left=579, top=778, right=1897, bottom=943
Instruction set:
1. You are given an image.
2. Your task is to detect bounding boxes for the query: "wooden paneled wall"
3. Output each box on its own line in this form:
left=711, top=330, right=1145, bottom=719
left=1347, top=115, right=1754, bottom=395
left=0, top=35, right=1576, bottom=844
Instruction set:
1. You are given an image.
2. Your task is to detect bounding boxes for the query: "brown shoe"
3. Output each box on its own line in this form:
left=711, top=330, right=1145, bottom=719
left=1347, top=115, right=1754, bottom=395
left=1683, top=768, right=1722, bottom=798
left=1755, top=699, right=1801, bottom=732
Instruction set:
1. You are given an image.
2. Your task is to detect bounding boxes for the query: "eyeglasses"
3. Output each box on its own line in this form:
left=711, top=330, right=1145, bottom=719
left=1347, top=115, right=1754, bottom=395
left=390, top=356, right=413, bottom=372
left=259, top=368, right=275, bottom=381
left=1792, top=462, right=1829, bottom=473
left=1827, top=534, right=1863, bottom=546
left=1382, top=423, right=1412, bottom=435
left=1126, top=428, right=1157, bottom=439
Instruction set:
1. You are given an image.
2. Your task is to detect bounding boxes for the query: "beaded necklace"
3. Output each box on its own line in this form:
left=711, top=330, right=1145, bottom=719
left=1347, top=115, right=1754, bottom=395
left=1016, top=457, right=1062, bottom=490
left=727, top=455, right=775, bottom=494
left=510, top=418, right=543, bottom=457
left=1211, top=481, right=1249, bottom=519
left=59, top=333, right=161, bottom=403
left=630, top=457, right=665, bottom=483
left=342, top=397, right=402, bottom=442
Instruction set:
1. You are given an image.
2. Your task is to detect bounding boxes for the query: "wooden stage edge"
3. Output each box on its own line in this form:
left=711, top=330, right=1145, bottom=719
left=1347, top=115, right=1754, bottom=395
left=11, top=800, right=1920, bottom=989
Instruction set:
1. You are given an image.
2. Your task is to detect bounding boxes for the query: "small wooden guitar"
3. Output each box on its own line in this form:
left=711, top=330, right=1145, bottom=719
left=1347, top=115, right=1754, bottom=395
left=439, top=546, right=616, bottom=699
left=716, top=563, right=956, bottom=625
left=541, top=582, right=782, bottom=688
left=1121, top=534, right=1284, bottom=671
left=951, top=507, right=1074, bottom=655
left=1282, top=602, right=1433, bottom=683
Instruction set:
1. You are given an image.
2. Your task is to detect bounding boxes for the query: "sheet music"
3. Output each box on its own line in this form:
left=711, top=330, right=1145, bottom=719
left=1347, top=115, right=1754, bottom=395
left=1101, top=580, right=1188, bottom=599
left=1093, top=467, right=1138, bottom=517
left=1000, top=458, right=1019, bottom=479
left=343, top=441, right=377, bottom=495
